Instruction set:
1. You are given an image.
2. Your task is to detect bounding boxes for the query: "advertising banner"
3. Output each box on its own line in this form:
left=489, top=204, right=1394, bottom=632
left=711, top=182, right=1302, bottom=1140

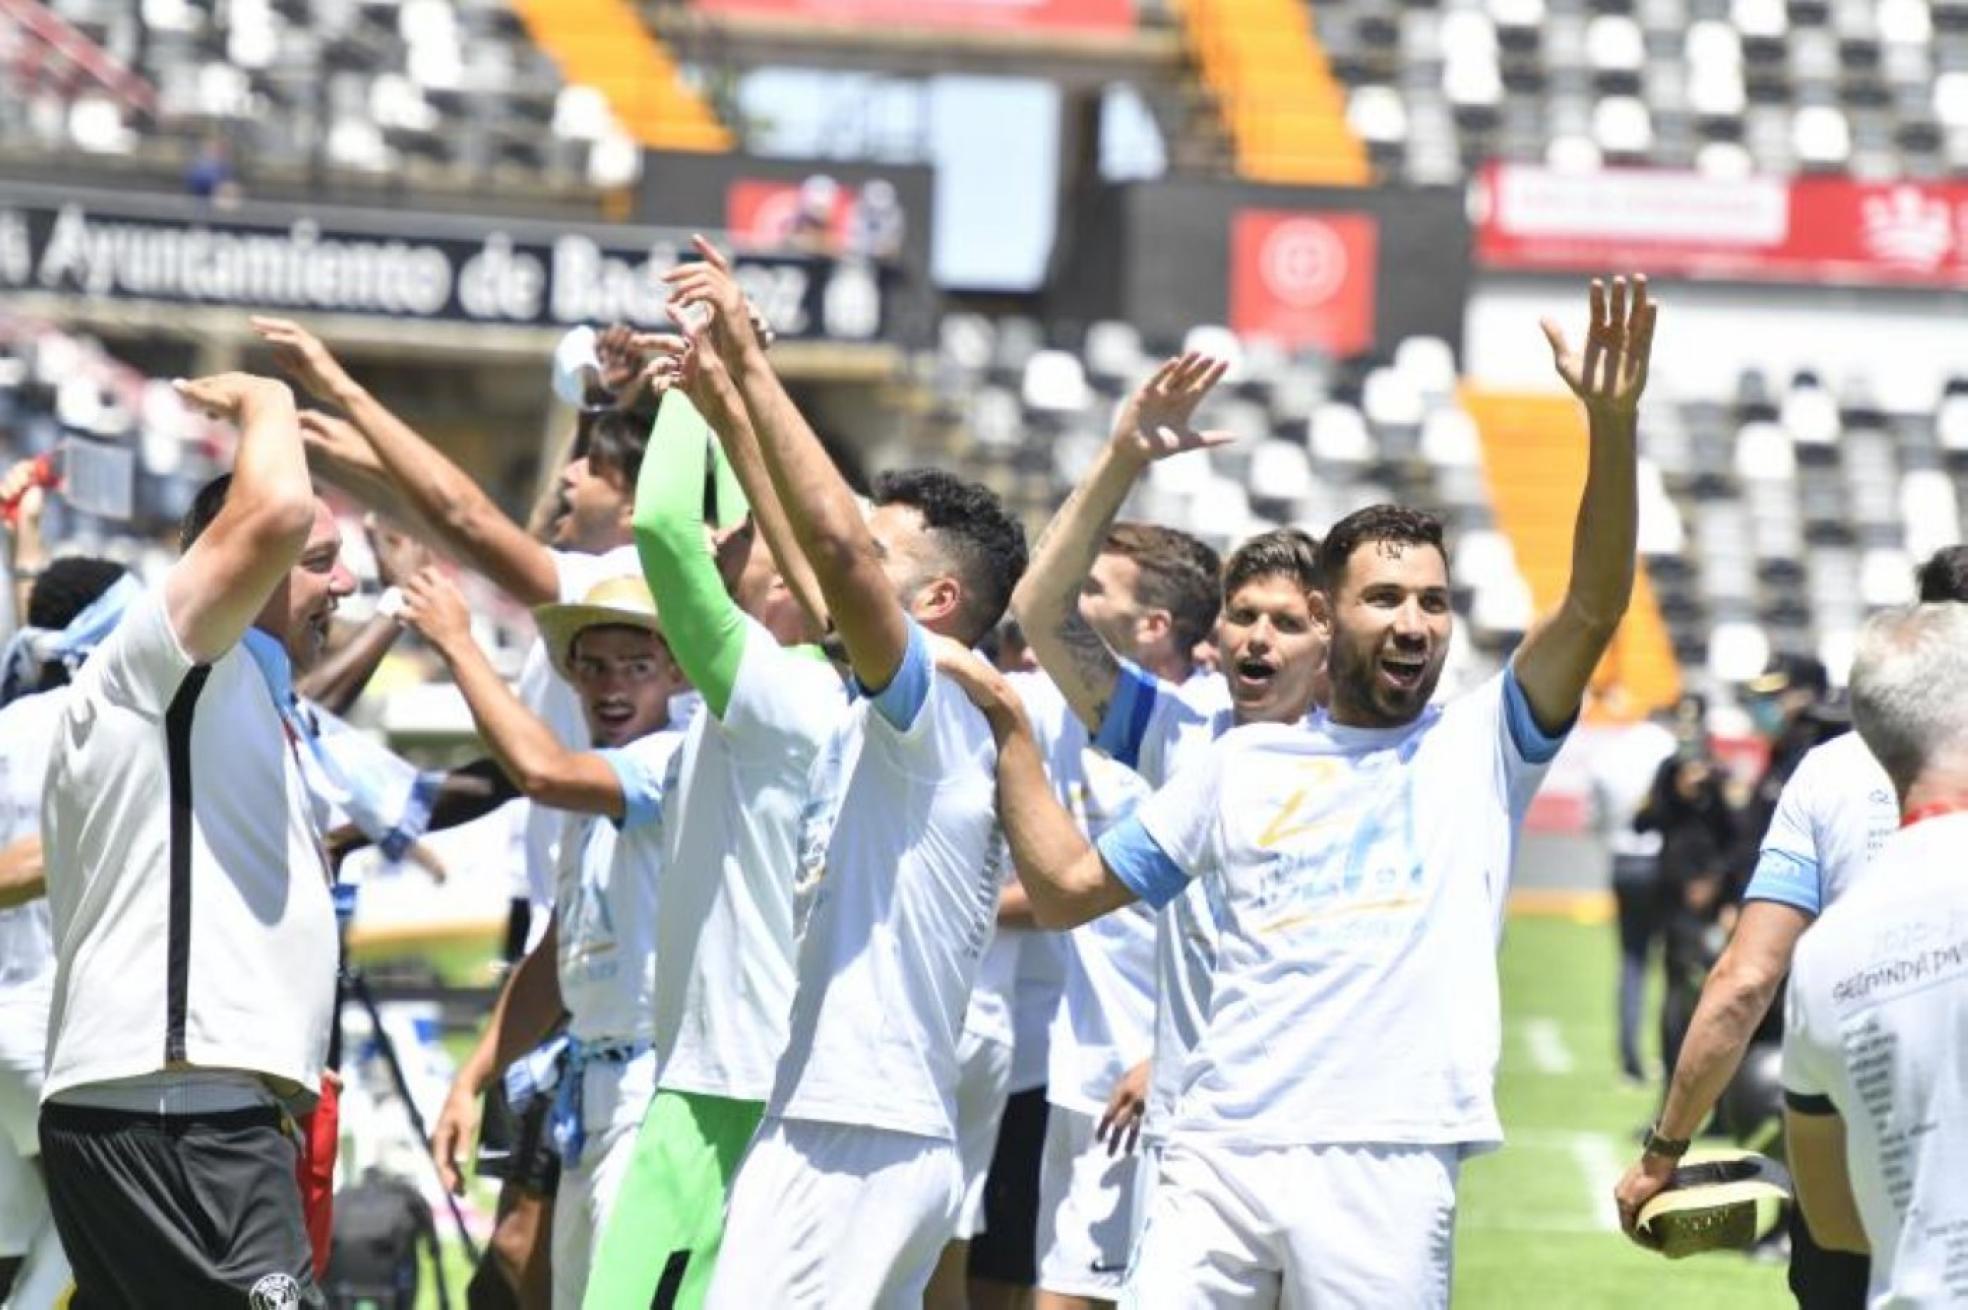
left=1477, top=163, right=1968, bottom=287
left=692, top=0, right=1133, bottom=34
left=1228, top=209, right=1377, bottom=355
left=0, top=182, right=897, bottom=342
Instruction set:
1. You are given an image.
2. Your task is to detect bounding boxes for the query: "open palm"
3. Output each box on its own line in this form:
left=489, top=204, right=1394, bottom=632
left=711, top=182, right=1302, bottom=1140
left=1114, top=352, right=1235, bottom=462
left=1541, top=274, right=1656, bottom=423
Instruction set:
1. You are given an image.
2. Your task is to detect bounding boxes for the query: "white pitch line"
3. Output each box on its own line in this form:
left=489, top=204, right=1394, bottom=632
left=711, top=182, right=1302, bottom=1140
left=1569, top=1134, right=1626, bottom=1232
left=1521, top=1017, right=1576, bottom=1074
left=1500, top=1130, right=1627, bottom=1233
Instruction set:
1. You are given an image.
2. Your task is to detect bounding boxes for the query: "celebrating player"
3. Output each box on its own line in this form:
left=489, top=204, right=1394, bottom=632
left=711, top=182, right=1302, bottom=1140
left=946, top=275, right=1655, bottom=1305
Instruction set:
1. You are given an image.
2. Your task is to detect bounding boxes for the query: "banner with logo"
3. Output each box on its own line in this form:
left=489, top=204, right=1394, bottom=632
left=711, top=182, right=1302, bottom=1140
left=692, top=0, right=1133, bottom=34
left=1477, top=163, right=1968, bottom=287
left=1229, top=210, right=1377, bottom=355
left=0, top=182, right=898, bottom=342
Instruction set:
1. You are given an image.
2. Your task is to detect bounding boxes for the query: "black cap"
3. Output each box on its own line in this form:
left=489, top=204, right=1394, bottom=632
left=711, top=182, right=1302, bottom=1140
left=1746, top=653, right=1828, bottom=698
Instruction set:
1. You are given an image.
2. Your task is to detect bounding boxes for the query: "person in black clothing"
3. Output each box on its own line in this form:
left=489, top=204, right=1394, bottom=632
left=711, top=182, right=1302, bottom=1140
left=1635, top=750, right=1737, bottom=1082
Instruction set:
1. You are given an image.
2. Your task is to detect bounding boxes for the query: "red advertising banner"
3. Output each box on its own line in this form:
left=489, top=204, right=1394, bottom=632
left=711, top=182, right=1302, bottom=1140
left=693, top=0, right=1132, bottom=33
left=1229, top=210, right=1377, bottom=356
left=1477, top=163, right=1968, bottom=287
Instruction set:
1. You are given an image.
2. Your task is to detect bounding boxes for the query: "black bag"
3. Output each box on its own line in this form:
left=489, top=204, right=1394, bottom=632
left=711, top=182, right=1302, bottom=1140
left=324, top=1169, right=442, bottom=1309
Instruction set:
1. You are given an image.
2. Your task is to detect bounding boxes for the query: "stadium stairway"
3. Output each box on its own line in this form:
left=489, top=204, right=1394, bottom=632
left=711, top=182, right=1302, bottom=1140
left=1460, top=388, right=1683, bottom=719
left=1175, top=0, right=1371, bottom=184
left=511, top=0, right=732, bottom=152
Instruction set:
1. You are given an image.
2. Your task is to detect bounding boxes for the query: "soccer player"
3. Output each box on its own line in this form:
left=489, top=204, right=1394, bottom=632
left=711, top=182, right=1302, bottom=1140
left=666, top=239, right=1030, bottom=1307
left=37, top=373, right=349, bottom=1308
left=580, top=357, right=846, bottom=1308
left=949, top=275, right=1655, bottom=1305
left=1780, top=602, right=1968, bottom=1305
left=399, top=567, right=688, bottom=1309
left=1613, top=544, right=1968, bottom=1303
left=0, top=544, right=134, bottom=1310
left=1008, top=354, right=1326, bottom=1308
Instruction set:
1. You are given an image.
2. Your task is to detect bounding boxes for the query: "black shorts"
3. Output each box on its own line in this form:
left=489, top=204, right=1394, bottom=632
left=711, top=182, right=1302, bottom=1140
left=1787, top=1202, right=1870, bottom=1309
left=40, top=1101, right=325, bottom=1309
left=968, top=1086, right=1050, bottom=1285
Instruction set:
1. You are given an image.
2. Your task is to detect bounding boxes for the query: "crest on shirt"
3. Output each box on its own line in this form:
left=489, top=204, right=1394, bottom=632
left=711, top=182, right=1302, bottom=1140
left=249, top=1272, right=303, bottom=1310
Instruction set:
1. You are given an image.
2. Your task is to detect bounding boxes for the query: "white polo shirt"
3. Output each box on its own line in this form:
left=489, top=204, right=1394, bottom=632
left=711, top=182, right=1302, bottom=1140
left=40, top=593, right=338, bottom=1100
left=1782, top=811, right=1968, bottom=1305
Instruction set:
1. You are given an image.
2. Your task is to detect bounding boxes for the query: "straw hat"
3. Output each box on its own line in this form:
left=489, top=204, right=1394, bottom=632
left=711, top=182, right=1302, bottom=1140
left=1636, top=1149, right=1792, bottom=1259
left=534, top=575, right=664, bottom=681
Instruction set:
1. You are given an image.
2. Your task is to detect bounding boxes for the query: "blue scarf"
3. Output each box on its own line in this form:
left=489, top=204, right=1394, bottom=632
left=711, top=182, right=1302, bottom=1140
left=240, top=628, right=440, bottom=863
left=0, top=573, right=143, bottom=706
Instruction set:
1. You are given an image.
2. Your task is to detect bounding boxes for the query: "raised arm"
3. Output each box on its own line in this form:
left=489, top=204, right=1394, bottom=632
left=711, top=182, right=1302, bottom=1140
left=933, top=638, right=1139, bottom=927
left=631, top=389, right=750, bottom=718
left=1512, top=275, right=1657, bottom=734
left=165, top=374, right=316, bottom=663
left=253, top=317, right=561, bottom=606
left=667, top=237, right=904, bottom=690
left=1011, top=354, right=1231, bottom=730
left=399, top=568, right=626, bottom=819
left=2, top=457, right=52, bottom=624
left=635, top=324, right=829, bottom=637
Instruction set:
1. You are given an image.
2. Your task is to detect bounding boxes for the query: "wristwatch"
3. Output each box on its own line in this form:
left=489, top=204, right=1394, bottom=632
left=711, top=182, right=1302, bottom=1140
left=1642, top=1125, right=1691, bottom=1159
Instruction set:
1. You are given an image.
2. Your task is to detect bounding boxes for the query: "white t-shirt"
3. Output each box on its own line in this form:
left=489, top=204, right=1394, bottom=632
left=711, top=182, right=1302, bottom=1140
left=654, top=622, right=845, bottom=1101
left=41, top=593, right=338, bottom=1099
left=1588, top=719, right=1676, bottom=861
left=513, top=544, right=644, bottom=906
left=1742, top=732, right=1900, bottom=918
left=1009, top=930, right=1067, bottom=1093
left=0, top=689, right=64, bottom=997
left=1008, top=671, right=1158, bottom=1115
left=556, top=727, right=685, bottom=1044
left=766, top=620, right=1006, bottom=1141
left=1095, top=665, right=1243, bottom=1143
left=1782, top=812, right=1968, bottom=1306
left=1098, top=670, right=1566, bottom=1149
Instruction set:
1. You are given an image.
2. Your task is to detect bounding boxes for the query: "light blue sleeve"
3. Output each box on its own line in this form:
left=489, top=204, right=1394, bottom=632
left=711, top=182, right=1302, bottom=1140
left=596, top=743, right=669, bottom=832
left=853, top=618, right=932, bottom=734
left=1096, top=816, right=1192, bottom=911
left=1742, top=761, right=1823, bottom=916
left=1094, top=660, right=1164, bottom=768
left=1502, top=668, right=1572, bottom=766
left=1742, top=849, right=1822, bottom=916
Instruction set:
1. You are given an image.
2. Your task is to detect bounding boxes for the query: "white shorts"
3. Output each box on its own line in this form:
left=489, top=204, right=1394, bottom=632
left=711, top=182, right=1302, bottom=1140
left=1036, top=1105, right=1140, bottom=1298
left=953, top=1027, right=1013, bottom=1240
left=1125, top=1140, right=1460, bottom=1309
left=550, top=1048, right=657, bottom=1310
left=707, top=1117, right=961, bottom=1309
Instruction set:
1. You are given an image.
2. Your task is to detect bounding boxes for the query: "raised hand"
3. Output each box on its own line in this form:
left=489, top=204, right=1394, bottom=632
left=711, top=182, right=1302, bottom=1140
left=399, top=565, right=473, bottom=654
left=249, top=317, right=356, bottom=402
left=1541, top=274, right=1657, bottom=424
left=663, top=235, right=764, bottom=363
left=172, top=372, right=293, bottom=422
left=297, top=410, right=368, bottom=466
left=365, top=514, right=430, bottom=590
left=1111, top=352, right=1235, bottom=464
